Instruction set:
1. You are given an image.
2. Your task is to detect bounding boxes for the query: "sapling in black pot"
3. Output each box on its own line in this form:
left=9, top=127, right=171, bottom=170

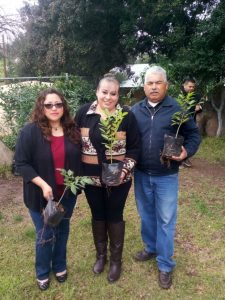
left=43, top=170, right=93, bottom=227
left=99, top=108, right=128, bottom=186
left=162, top=92, right=197, bottom=159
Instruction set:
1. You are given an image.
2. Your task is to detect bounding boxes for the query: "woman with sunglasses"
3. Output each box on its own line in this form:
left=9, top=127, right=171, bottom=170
left=15, top=88, right=81, bottom=291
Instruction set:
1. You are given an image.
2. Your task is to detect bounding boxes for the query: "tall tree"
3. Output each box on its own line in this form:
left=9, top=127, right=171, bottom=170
left=0, top=8, right=22, bottom=77
left=13, top=0, right=129, bottom=79
left=155, top=0, right=225, bottom=137
left=118, top=1, right=215, bottom=58
left=11, top=0, right=223, bottom=86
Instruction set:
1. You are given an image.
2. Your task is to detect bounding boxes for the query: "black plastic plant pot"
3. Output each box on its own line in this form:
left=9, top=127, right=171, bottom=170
left=162, top=133, right=184, bottom=158
left=43, top=200, right=66, bottom=227
left=102, top=160, right=124, bottom=186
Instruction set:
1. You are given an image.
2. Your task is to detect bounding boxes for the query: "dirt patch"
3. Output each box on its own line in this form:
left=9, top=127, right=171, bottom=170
left=0, top=157, right=225, bottom=208
left=179, top=157, right=225, bottom=194
left=0, top=176, right=23, bottom=205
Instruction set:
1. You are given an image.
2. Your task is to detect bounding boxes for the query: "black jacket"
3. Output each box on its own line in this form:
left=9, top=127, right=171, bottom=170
left=15, top=122, right=81, bottom=212
left=75, top=102, right=140, bottom=185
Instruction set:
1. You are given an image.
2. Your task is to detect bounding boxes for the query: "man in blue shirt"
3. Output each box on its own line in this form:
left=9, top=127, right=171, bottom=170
left=131, top=65, right=201, bottom=289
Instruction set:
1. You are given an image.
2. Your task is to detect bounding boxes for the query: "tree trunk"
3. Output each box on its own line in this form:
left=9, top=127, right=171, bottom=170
left=211, top=87, right=225, bottom=137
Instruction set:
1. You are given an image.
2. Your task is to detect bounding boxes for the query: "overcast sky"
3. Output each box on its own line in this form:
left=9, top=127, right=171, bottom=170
left=0, top=0, right=37, bottom=15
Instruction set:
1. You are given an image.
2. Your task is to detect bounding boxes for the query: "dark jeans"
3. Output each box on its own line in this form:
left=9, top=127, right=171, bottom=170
left=84, top=181, right=132, bottom=222
left=29, top=191, right=76, bottom=280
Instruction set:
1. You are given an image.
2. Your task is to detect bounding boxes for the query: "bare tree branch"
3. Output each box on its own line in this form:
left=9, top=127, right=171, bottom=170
left=0, top=8, right=22, bottom=36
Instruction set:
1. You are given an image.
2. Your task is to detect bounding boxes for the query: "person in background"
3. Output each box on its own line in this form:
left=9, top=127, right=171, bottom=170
left=15, top=88, right=81, bottom=291
left=75, top=74, right=140, bottom=283
left=131, top=66, right=201, bottom=289
left=181, top=77, right=202, bottom=167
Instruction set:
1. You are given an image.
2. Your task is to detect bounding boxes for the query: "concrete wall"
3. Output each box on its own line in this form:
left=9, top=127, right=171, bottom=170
left=0, top=140, right=13, bottom=165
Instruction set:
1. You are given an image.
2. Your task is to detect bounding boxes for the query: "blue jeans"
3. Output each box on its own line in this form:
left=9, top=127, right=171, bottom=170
left=134, top=169, right=178, bottom=272
left=29, top=191, right=76, bottom=280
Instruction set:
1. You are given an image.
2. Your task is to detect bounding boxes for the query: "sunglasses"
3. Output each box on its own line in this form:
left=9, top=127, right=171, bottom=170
left=43, top=103, right=63, bottom=109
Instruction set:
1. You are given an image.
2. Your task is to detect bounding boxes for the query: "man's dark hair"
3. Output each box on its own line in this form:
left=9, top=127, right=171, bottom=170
left=182, top=76, right=197, bottom=85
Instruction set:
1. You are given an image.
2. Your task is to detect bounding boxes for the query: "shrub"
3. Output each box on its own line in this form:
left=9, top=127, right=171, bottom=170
left=0, top=82, right=49, bottom=150
left=0, top=164, right=12, bottom=178
left=0, top=76, right=95, bottom=150
left=54, top=76, right=95, bottom=115
left=0, top=83, right=48, bottom=133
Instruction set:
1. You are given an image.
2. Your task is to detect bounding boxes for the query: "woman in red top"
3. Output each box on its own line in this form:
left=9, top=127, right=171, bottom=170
left=15, top=88, right=81, bottom=291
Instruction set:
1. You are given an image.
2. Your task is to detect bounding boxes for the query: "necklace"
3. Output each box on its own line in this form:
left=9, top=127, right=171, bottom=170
left=51, top=125, right=62, bottom=131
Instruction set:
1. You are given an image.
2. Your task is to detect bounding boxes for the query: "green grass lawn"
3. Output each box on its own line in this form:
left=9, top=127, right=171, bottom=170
left=0, top=138, right=225, bottom=299
left=195, top=136, right=225, bottom=163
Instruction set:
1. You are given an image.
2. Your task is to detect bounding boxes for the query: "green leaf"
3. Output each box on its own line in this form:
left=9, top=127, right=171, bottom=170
left=57, top=169, right=93, bottom=196
left=71, top=184, right=77, bottom=195
left=172, top=92, right=198, bottom=136
left=67, top=169, right=73, bottom=176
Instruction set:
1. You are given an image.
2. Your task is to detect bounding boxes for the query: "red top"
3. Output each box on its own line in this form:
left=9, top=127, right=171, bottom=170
left=50, top=135, right=65, bottom=189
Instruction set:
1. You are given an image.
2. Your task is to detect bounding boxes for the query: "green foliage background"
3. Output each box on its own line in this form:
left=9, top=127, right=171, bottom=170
left=1, top=0, right=225, bottom=145
left=0, top=77, right=95, bottom=150
left=8, top=0, right=224, bottom=94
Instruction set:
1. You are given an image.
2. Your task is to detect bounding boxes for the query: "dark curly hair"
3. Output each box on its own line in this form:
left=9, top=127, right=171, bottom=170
left=31, top=88, right=80, bottom=144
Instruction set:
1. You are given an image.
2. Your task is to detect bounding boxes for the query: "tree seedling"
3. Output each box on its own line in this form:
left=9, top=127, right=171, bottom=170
left=99, top=108, right=128, bottom=163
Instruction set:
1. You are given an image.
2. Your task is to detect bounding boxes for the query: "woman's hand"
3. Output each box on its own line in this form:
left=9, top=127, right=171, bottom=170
left=41, top=183, right=54, bottom=201
left=120, top=168, right=128, bottom=183
left=31, top=176, right=54, bottom=200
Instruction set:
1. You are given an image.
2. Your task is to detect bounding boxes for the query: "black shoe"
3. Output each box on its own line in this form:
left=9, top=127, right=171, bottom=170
left=56, top=272, right=67, bottom=283
left=134, top=249, right=156, bottom=261
left=158, top=271, right=172, bottom=289
left=182, top=158, right=192, bottom=168
left=37, top=279, right=50, bottom=291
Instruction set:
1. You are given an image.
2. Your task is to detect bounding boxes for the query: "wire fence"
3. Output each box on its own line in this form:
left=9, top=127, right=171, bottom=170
left=0, top=74, right=69, bottom=84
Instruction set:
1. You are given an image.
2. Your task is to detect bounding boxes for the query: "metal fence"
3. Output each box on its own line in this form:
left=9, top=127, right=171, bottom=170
left=0, top=74, right=69, bottom=84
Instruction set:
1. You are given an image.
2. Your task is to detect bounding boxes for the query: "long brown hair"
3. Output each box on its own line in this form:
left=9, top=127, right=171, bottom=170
left=31, top=88, right=80, bottom=144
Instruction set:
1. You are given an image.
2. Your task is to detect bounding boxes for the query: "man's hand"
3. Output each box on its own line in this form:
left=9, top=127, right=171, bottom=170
left=195, top=104, right=202, bottom=112
left=171, top=146, right=187, bottom=161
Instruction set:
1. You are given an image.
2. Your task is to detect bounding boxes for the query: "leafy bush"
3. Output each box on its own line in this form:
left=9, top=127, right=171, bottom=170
left=0, top=83, right=48, bottom=133
left=54, top=76, right=95, bottom=115
left=0, top=82, right=48, bottom=149
left=1, top=134, right=17, bottom=151
left=0, top=76, right=95, bottom=150
left=0, top=164, right=12, bottom=178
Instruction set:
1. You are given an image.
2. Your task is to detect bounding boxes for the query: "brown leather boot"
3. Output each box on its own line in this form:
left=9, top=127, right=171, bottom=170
left=92, top=220, right=108, bottom=274
left=107, top=221, right=125, bottom=283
